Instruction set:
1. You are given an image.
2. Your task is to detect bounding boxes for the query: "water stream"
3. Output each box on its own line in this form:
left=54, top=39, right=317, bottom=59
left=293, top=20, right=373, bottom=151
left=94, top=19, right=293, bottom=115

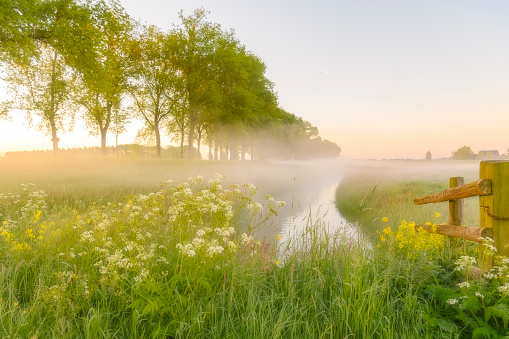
left=247, top=160, right=363, bottom=252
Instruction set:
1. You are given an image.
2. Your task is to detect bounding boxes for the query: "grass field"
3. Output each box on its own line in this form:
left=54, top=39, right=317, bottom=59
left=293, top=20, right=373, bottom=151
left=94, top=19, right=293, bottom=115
left=335, top=160, right=481, bottom=236
left=1, top=156, right=508, bottom=338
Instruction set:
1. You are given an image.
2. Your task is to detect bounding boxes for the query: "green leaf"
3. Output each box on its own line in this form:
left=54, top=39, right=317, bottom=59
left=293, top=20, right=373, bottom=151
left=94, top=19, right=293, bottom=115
left=486, top=303, right=509, bottom=328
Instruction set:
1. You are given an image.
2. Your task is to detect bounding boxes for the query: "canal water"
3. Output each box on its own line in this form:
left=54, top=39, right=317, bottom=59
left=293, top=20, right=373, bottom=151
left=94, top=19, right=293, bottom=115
left=249, top=159, right=363, bottom=254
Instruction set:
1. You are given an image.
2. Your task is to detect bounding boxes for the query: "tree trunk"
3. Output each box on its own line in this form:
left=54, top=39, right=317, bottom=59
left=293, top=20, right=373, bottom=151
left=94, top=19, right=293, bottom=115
left=214, top=133, right=218, bottom=160
left=101, top=102, right=112, bottom=156
left=241, top=144, right=246, bottom=161
left=187, top=108, right=196, bottom=160
left=50, top=118, right=59, bottom=154
left=100, top=128, right=107, bottom=156
left=154, top=121, right=161, bottom=158
left=197, top=128, right=202, bottom=156
left=208, top=137, right=213, bottom=160
left=180, top=130, right=185, bottom=160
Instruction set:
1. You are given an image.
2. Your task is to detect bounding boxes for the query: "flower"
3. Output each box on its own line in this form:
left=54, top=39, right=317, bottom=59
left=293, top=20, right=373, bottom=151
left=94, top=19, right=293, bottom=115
left=446, top=298, right=459, bottom=305
left=382, top=217, right=388, bottom=222
left=456, top=281, right=470, bottom=289
left=435, top=212, right=440, bottom=218
left=277, top=234, right=282, bottom=241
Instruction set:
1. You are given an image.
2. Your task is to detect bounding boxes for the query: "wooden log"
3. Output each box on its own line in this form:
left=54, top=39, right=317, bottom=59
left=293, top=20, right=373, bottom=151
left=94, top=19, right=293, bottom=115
left=414, top=224, right=493, bottom=243
left=480, top=161, right=509, bottom=270
left=449, top=177, right=464, bottom=226
left=414, top=179, right=491, bottom=205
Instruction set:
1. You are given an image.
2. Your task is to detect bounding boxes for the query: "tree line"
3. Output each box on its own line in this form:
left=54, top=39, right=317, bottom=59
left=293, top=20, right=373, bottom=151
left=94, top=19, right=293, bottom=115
left=0, top=0, right=341, bottom=160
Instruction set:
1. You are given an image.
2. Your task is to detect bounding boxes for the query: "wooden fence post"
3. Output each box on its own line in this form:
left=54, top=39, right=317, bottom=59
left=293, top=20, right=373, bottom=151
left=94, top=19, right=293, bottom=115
left=449, top=177, right=464, bottom=226
left=479, top=161, right=509, bottom=269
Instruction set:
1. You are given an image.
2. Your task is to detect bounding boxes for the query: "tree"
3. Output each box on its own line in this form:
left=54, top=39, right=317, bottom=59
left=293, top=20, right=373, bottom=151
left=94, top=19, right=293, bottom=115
left=128, top=25, right=180, bottom=157
left=74, top=0, right=133, bottom=155
left=425, top=151, right=432, bottom=160
left=452, top=146, right=474, bottom=160
left=171, top=8, right=224, bottom=160
left=0, top=0, right=44, bottom=63
left=1, top=43, right=73, bottom=153
left=166, top=95, right=189, bottom=159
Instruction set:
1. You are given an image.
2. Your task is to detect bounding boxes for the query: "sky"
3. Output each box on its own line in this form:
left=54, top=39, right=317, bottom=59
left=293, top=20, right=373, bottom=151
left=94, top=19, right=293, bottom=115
left=0, top=0, right=508, bottom=159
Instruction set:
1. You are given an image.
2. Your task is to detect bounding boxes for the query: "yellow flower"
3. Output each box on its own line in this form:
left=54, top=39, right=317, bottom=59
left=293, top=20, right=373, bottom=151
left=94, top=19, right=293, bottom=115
left=277, top=234, right=282, bottom=241
left=435, top=212, right=440, bottom=218
left=382, top=217, right=388, bottom=222
left=14, top=302, right=18, bottom=307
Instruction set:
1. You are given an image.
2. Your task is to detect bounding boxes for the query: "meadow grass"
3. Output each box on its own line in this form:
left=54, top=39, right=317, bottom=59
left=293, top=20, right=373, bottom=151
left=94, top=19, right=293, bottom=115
left=335, top=163, right=480, bottom=236
left=3, top=157, right=508, bottom=338
left=0, top=156, right=458, bottom=338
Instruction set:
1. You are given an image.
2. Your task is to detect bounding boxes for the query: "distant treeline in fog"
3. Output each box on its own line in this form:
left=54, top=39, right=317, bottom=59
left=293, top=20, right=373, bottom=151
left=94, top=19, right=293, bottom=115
left=0, top=1, right=341, bottom=160
left=3, top=133, right=341, bottom=161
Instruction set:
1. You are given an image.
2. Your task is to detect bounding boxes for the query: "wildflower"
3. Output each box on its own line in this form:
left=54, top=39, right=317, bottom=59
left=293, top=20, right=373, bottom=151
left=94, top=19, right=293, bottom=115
left=475, top=292, right=484, bottom=299
left=446, top=298, right=459, bottom=305
left=276, top=201, right=286, bottom=207
left=499, top=283, right=509, bottom=295
left=277, top=234, right=282, bottom=241
left=456, top=281, right=470, bottom=289
left=435, top=212, right=440, bottom=218
left=454, top=256, right=477, bottom=272
left=382, top=217, right=388, bottom=222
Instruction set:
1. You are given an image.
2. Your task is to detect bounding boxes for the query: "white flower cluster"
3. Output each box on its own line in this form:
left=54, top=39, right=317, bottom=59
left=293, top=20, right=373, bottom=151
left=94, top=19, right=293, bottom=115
left=454, top=256, right=477, bottom=272
left=447, top=298, right=459, bottom=305
left=248, top=203, right=263, bottom=212
left=456, top=281, right=470, bottom=289
left=499, top=283, right=509, bottom=295
left=479, top=237, right=497, bottom=254
left=176, top=243, right=196, bottom=257
left=19, top=187, right=48, bottom=218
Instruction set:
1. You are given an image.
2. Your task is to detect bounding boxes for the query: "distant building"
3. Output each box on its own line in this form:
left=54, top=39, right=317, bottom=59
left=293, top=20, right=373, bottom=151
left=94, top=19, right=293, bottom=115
left=477, top=150, right=500, bottom=160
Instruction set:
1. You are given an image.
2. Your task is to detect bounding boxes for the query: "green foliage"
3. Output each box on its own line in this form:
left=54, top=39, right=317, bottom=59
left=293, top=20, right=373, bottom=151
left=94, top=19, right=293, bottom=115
left=0, top=164, right=451, bottom=338
left=1, top=2, right=341, bottom=159
left=1, top=43, right=74, bottom=152
left=452, top=145, right=475, bottom=160
left=335, top=166, right=479, bottom=236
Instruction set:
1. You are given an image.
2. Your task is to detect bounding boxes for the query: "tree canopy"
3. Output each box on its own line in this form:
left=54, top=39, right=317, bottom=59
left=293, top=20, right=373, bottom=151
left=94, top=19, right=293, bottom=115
left=0, top=2, right=341, bottom=160
left=451, top=146, right=474, bottom=160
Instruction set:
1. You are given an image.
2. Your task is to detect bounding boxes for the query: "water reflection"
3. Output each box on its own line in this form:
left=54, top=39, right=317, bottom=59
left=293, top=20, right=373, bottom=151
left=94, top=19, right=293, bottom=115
left=244, top=159, right=363, bottom=254
left=276, top=177, right=362, bottom=254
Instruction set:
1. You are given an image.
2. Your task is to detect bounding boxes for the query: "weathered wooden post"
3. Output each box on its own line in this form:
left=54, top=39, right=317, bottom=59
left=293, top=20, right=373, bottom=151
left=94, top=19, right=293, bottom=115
left=479, top=161, right=509, bottom=269
left=449, top=177, right=464, bottom=226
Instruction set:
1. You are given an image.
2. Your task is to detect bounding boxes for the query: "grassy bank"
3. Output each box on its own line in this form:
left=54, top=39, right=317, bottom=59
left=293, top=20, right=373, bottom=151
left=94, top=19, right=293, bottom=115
left=0, top=162, right=441, bottom=338
left=2, top=157, right=509, bottom=337
left=335, top=162, right=480, bottom=236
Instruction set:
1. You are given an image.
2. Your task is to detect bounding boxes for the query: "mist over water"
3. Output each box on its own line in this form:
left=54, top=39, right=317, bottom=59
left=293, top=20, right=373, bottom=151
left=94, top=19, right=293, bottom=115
left=240, top=159, right=363, bottom=252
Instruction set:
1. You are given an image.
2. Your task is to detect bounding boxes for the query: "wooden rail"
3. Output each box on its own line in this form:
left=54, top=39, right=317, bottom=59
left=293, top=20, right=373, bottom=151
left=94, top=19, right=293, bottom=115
left=412, top=161, right=509, bottom=271
left=415, top=224, right=493, bottom=243
left=414, top=179, right=491, bottom=205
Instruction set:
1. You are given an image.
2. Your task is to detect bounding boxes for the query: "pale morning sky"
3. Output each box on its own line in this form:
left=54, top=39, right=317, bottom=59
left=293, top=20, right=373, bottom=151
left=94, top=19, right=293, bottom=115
left=0, top=0, right=508, bottom=159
